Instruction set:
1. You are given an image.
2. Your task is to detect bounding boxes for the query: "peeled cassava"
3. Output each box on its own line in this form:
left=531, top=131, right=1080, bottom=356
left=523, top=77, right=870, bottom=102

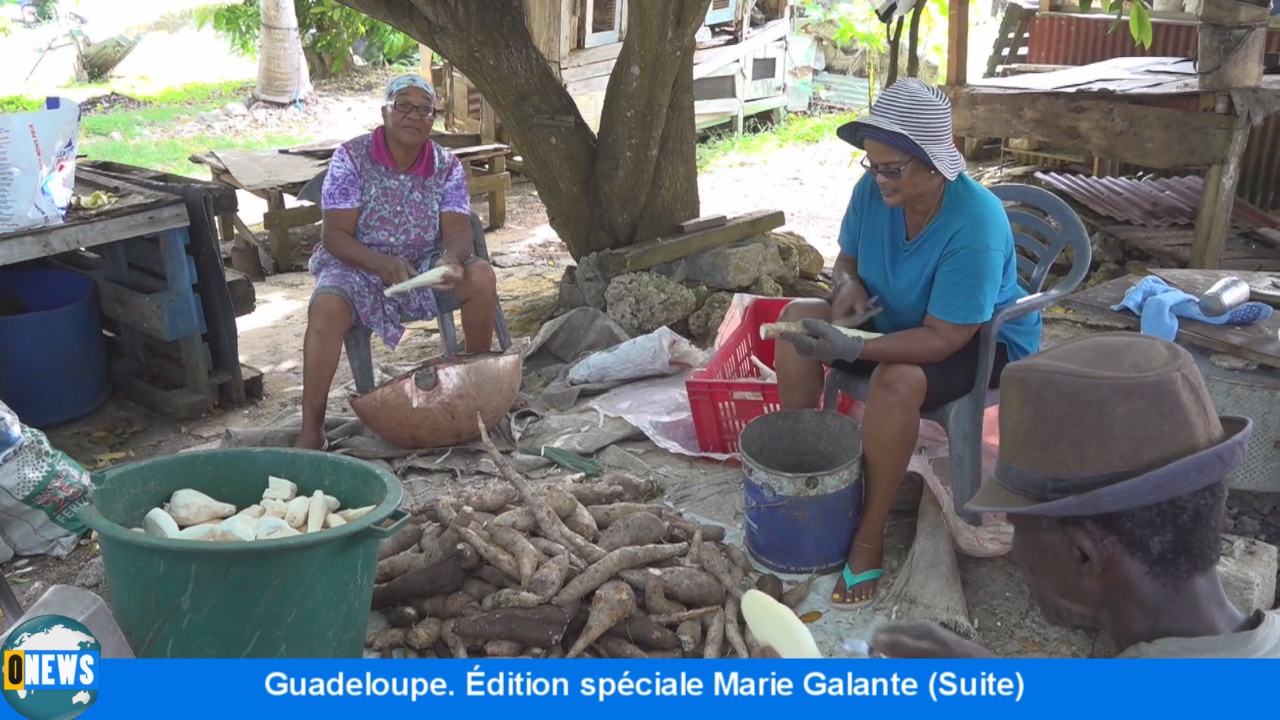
left=740, top=588, right=823, bottom=659
left=167, top=489, right=236, bottom=527
left=137, top=475, right=356, bottom=544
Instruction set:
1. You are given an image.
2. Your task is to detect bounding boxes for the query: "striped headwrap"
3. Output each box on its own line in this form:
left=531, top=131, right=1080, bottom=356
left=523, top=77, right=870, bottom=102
left=836, top=78, right=966, bottom=181
left=384, top=74, right=436, bottom=104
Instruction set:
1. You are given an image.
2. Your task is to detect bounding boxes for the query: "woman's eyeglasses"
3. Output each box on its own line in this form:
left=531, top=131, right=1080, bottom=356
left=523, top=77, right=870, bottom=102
left=388, top=100, right=437, bottom=119
left=860, top=156, right=913, bottom=180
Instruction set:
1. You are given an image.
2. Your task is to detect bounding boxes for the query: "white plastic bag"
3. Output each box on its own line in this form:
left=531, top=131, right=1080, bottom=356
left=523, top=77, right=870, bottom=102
left=0, top=98, right=81, bottom=234
left=567, top=326, right=707, bottom=386
left=0, top=400, right=94, bottom=559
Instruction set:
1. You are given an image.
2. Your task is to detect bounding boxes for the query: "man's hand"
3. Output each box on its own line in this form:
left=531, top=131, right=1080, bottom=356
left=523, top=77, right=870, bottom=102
left=432, top=251, right=465, bottom=291
left=374, top=254, right=415, bottom=287
left=780, top=318, right=866, bottom=364
left=871, top=623, right=994, bottom=659
left=831, top=277, right=871, bottom=327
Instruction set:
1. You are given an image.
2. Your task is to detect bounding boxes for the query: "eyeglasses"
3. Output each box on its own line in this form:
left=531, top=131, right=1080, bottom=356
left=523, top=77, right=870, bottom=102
left=860, top=156, right=914, bottom=180
left=388, top=100, right=437, bottom=119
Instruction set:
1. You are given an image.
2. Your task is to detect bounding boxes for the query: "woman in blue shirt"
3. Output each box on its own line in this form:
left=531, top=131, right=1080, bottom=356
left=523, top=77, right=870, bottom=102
left=775, top=79, right=1042, bottom=609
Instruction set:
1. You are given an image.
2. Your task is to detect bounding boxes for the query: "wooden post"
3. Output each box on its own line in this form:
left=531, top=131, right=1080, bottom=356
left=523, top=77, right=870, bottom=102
left=1190, top=117, right=1251, bottom=268
left=947, top=0, right=970, bottom=152
left=946, top=0, right=969, bottom=87
left=419, top=43, right=433, bottom=79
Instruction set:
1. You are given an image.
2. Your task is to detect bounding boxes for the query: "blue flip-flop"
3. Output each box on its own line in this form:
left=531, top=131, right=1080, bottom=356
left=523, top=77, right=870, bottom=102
left=831, top=564, right=884, bottom=610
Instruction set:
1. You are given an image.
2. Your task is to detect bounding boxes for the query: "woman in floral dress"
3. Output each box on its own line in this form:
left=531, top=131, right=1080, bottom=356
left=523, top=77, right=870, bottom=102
left=295, top=74, right=498, bottom=450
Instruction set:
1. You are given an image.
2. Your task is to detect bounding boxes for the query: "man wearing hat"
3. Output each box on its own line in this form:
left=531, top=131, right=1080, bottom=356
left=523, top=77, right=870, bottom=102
left=869, top=332, right=1280, bottom=658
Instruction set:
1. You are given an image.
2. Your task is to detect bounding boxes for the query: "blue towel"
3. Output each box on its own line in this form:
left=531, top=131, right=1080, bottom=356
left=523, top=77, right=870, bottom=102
left=1111, top=276, right=1273, bottom=341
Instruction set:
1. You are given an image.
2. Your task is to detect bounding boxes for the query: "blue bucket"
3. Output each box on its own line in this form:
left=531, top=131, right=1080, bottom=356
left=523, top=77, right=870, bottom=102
left=739, top=409, right=863, bottom=574
left=0, top=268, right=112, bottom=428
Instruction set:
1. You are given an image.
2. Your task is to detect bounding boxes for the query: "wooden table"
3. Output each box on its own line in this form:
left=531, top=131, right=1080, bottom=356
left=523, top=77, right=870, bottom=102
left=190, top=135, right=513, bottom=272
left=1060, top=268, right=1280, bottom=369
left=947, top=56, right=1280, bottom=270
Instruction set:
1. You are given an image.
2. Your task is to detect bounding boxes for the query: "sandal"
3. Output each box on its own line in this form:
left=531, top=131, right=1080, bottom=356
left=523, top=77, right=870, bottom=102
left=831, top=564, right=884, bottom=610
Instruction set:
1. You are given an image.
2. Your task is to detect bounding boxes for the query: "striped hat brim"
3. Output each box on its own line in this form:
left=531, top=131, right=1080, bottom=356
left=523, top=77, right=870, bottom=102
left=836, top=79, right=966, bottom=181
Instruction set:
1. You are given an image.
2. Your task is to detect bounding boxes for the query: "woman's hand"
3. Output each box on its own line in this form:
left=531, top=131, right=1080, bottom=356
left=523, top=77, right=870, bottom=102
left=871, top=623, right=994, bottom=659
left=432, top=252, right=465, bottom=291
left=780, top=319, right=866, bottom=364
left=831, top=277, right=871, bottom=326
left=374, top=254, right=416, bottom=287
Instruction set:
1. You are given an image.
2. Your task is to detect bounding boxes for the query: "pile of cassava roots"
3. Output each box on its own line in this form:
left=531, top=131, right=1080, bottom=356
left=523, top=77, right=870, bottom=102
left=364, top=423, right=814, bottom=659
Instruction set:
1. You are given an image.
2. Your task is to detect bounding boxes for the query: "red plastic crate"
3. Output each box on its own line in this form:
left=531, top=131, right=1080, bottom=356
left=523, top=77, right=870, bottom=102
left=687, top=298, right=854, bottom=455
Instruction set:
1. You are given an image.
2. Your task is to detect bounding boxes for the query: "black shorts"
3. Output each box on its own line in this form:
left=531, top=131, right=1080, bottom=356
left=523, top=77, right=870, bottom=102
left=830, top=325, right=1010, bottom=413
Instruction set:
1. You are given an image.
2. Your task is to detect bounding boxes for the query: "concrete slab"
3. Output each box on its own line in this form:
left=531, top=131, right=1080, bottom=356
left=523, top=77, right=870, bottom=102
left=1219, top=534, right=1279, bottom=613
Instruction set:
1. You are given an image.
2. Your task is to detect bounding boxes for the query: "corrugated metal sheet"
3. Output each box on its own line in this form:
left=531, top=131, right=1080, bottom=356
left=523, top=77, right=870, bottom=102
left=1024, top=12, right=1280, bottom=211
left=810, top=72, right=871, bottom=111
left=1026, top=13, right=1280, bottom=66
left=1035, top=172, right=1280, bottom=231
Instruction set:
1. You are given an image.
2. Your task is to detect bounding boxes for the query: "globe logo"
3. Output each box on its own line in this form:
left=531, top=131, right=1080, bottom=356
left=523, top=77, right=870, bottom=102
left=2, top=615, right=100, bottom=720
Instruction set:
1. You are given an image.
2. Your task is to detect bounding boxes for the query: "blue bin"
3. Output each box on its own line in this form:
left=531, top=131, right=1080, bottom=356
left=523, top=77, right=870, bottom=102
left=0, top=268, right=112, bottom=428
left=739, top=409, right=864, bottom=574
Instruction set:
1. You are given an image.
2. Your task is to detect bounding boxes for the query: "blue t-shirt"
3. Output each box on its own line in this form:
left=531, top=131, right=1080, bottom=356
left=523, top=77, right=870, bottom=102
left=836, top=173, right=1041, bottom=362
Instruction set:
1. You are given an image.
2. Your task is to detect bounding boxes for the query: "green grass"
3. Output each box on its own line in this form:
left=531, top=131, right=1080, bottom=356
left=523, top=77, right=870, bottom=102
left=2, top=79, right=312, bottom=178
left=697, top=109, right=861, bottom=170
left=81, top=133, right=311, bottom=177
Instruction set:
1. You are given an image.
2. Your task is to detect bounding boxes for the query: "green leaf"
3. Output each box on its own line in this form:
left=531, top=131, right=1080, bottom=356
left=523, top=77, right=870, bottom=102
left=1080, top=0, right=1093, bottom=11
left=1130, top=2, right=1153, bottom=48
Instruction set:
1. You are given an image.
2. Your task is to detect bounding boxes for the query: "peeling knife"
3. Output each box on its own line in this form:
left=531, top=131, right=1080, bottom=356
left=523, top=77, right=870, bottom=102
left=835, top=295, right=884, bottom=329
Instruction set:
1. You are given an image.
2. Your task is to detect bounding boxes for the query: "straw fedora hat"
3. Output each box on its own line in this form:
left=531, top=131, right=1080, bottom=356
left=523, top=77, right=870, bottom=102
left=966, top=332, right=1253, bottom=517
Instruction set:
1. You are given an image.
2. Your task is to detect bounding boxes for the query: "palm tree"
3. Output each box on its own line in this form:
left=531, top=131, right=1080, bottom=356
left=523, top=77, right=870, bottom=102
left=256, top=0, right=313, bottom=104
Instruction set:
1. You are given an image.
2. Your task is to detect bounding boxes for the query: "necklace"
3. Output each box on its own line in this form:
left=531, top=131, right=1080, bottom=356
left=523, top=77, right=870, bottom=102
left=905, top=183, right=945, bottom=241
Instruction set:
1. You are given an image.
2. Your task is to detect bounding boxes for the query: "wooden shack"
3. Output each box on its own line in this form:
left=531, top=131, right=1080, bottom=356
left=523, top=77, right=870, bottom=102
left=423, top=0, right=798, bottom=142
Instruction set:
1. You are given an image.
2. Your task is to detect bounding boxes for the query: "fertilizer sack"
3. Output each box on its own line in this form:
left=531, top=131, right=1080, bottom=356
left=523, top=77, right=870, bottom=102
left=0, top=400, right=94, bottom=559
left=0, top=98, right=81, bottom=234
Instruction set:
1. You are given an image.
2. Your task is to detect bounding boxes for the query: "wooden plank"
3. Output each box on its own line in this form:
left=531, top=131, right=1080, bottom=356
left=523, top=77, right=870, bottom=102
left=560, top=0, right=577, bottom=62
left=523, top=0, right=562, bottom=67
left=678, top=215, right=728, bottom=234
left=597, top=209, right=787, bottom=277
left=1060, top=273, right=1280, bottom=369
left=947, top=89, right=1239, bottom=169
left=224, top=268, right=256, bottom=318
left=566, top=73, right=611, bottom=96
left=1192, top=118, right=1253, bottom=269
left=0, top=203, right=188, bottom=266
left=563, top=42, right=623, bottom=69
left=562, top=57, right=616, bottom=84
left=693, top=18, right=789, bottom=79
left=210, top=150, right=328, bottom=192
left=110, top=360, right=210, bottom=421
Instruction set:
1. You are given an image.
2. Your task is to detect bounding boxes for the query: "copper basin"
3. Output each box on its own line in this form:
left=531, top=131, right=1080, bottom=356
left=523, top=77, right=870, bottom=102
left=349, top=351, right=523, bottom=449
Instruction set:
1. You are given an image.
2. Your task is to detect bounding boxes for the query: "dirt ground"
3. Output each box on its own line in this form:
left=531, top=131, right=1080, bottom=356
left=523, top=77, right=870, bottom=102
left=6, top=80, right=1269, bottom=657
left=11, top=134, right=1133, bottom=658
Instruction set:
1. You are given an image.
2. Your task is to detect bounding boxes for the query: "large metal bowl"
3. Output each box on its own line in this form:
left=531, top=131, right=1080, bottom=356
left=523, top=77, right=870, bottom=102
left=349, top=351, right=523, bottom=449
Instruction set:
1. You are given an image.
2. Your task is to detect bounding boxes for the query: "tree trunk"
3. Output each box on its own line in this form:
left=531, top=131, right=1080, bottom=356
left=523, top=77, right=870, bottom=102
left=906, top=3, right=925, bottom=78
left=256, top=0, right=313, bottom=104
left=885, top=16, right=905, bottom=87
left=337, top=0, right=711, bottom=260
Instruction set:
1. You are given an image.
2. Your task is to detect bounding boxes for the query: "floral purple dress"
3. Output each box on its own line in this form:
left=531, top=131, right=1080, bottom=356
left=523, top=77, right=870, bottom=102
left=310, top=126, right=471, bottom=350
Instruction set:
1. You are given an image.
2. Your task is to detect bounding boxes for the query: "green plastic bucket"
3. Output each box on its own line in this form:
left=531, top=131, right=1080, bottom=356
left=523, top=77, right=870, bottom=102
left=77, top=448, right=408, bottom=659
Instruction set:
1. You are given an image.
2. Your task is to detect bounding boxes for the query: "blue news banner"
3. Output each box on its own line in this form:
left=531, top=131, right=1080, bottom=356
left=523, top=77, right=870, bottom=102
left=26, top=658, right=1274, bottom=718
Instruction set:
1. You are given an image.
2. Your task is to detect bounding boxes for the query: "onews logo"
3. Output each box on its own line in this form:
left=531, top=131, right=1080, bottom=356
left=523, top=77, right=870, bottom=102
left=2, top=615, right=100, bottom=720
